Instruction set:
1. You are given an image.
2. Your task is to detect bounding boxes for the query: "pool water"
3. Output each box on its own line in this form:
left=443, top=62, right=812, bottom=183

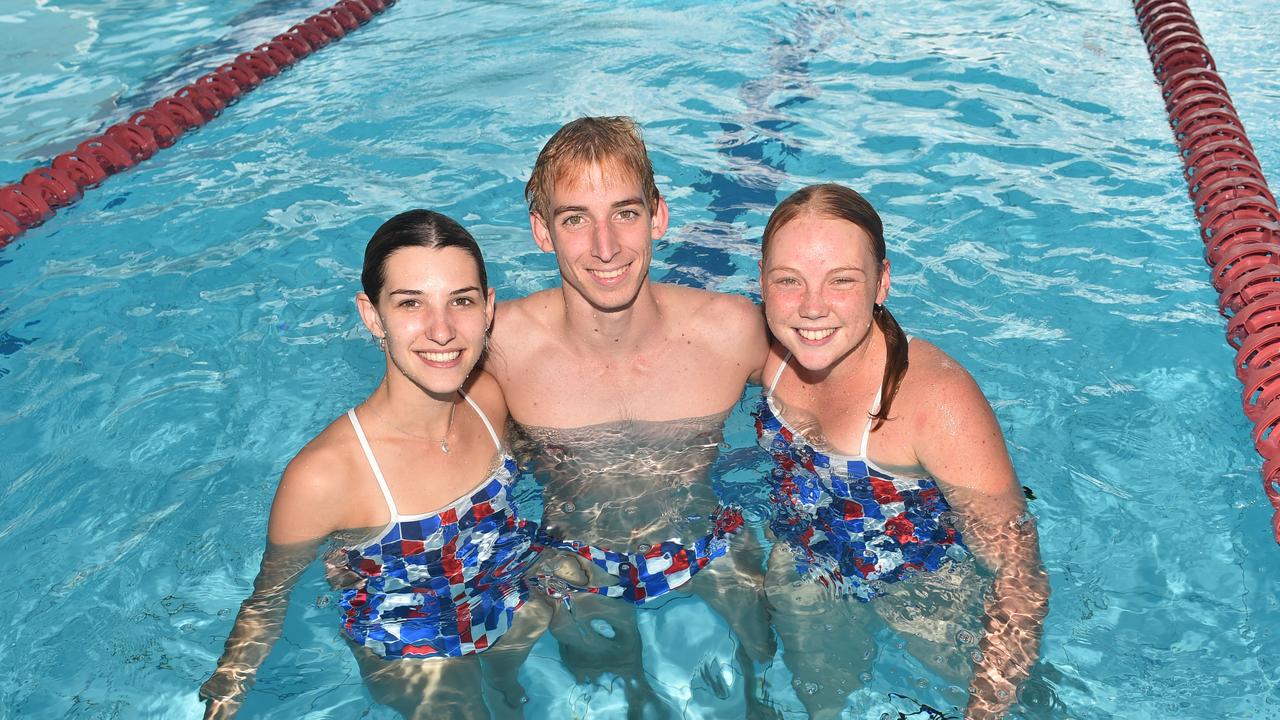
left=1, top=0, right=1278, bottom=718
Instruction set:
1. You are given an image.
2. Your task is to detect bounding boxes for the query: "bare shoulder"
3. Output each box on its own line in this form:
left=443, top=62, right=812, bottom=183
left=901, top=338, right=988, bottom=408
left=657, top=283, right=767, bottom=377
left=897, top=338, right=1018, bottom=494
left=495, top=289, right=560, bottom=326
left=657, top=283, right=766, bottom=341
left=268, top=415, right=360, bottom=543
left=462, top=369, right=509, bottom=429
left=488, top=290, right=563, bottom=375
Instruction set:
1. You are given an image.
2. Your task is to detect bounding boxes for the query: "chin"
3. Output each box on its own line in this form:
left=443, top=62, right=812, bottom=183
left=786, top=346, right=842, bottom=373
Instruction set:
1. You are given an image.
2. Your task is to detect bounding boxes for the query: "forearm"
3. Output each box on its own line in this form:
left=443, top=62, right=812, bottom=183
left=201, top=540, right=321, bottom=708
left=965, top=515, right=1050, bottom=720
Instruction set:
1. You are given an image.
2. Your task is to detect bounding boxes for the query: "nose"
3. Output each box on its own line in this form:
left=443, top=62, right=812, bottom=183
left=798, top=286, right=829, bottom=320
left=426, top=307, right=456, bottom=345
left=591, top=222, right=620, bottom=263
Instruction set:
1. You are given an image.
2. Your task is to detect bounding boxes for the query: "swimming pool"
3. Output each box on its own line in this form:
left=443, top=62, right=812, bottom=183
left=2, top=0, right=1277, bottom=717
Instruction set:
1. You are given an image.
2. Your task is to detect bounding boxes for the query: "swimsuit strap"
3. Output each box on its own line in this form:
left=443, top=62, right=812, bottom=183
left=347, top=408, right=399, bottom=517
left=858, top=384, right=883, bottom=457
left=859, top=335, right=912, bottom=456
left=766, top=351, right=792, bottom=396
left=460, top=389, right=503, bottom=453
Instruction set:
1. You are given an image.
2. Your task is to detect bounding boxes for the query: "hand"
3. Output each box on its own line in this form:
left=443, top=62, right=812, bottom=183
left=323, top=546, right=361, bottom=589
left=198, top=666, right=251, bottom=719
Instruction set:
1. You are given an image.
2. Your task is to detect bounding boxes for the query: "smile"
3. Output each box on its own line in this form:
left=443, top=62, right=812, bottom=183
left=417, top=350, right=462, bottom=363
left=589, top=263, right=630, bottom=283
left=796, top=328, right=836, bottom=342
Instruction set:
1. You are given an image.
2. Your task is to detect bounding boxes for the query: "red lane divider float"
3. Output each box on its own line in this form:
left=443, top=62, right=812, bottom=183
left=1134, top=0, right=1280, bottom=542
left=0, top=0, right=395, bottom=248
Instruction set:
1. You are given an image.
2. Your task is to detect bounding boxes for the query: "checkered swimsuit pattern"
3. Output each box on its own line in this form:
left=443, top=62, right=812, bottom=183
left=534, top=504, right=745, bottom=605
left=754, top=357, right=968, bottom=601
left=338, top=402, right=538, bottom=659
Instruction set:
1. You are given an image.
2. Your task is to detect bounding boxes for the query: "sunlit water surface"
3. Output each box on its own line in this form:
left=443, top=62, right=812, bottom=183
left=1, top=0, right=1278, bottom=717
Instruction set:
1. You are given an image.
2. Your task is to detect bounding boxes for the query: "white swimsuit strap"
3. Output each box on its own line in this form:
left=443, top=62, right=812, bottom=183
left=766, top=352, right=792, bottom=396
left=858, top=334, right=911, bottom=456
left=347, top=409, right=399, bottom=517
left=858, top=384, right=884, bottom=457
left=460, top=389, right=503, bottom=452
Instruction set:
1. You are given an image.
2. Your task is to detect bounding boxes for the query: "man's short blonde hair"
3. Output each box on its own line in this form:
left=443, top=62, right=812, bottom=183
left=525, top=116, right=661, bottom=222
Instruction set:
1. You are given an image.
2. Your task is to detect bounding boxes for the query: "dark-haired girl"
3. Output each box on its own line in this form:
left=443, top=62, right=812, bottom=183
left=756, top=184, right=1049, bottom=719
left=200, top=210, right=545, bottom=719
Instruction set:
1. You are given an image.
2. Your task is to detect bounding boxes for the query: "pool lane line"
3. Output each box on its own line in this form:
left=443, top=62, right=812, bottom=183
left=1133, top=0, right=1280, bottom=543
left=0, top=0, right=398, bottom=250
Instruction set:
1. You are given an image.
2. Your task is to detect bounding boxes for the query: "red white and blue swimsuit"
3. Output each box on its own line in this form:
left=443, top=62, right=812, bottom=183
left=338, top=395, right=538, bottom=659
left=754, top=352, right=969, bottom=601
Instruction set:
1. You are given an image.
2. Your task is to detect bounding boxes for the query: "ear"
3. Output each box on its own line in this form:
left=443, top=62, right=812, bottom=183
left=649, top=196, right=669, bottom=240
left=531, top=211, right=554, bottom=253
left=484, top=287, right=496, bottom=330
left=876, top=258, right=891, bottom=305
left=355, top=291, right=385, bottom=340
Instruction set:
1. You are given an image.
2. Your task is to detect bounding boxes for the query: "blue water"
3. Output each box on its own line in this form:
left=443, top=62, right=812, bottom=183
left=1, top=0, right=1278, bottom=718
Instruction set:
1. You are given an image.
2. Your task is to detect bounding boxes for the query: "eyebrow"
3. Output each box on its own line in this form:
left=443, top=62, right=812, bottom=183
left=386, top=286, right=482, bottom=297
left=766, top=265, right=869, bottom=276
left=551, top=196, right=646, bottom=216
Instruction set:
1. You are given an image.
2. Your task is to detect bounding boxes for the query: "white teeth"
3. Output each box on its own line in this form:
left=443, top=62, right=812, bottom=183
left=591, top=266, right=627, bottom=280
left=422, top=350, right=461, bottom=362
left=797, top=328, right=835, bottom=341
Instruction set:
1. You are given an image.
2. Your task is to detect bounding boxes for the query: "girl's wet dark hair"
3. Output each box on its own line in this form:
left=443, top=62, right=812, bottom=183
left=762, top=183, right=908, bottom=431
left=361, top=209, right=488, bottom=303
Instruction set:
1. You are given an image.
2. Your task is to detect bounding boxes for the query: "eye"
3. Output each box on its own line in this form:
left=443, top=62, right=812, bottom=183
left=561, top=214, right=586, bottom=228
left=831, top=277, right=858, bottom=286
left=451, top=296, right=477, bottom=307
left=616, top=209, right=640, bottom=221
left=772, top=276, right=800, bottom=287
left=397, top=298, right=420, bottom=308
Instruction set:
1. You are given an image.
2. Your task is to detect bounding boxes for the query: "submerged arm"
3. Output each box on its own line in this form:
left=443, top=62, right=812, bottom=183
left=198, top=538, right=322, bottom=718
left=199, top=445, right=349, bottom=718
left=945, top=485, right=1049, bottom=720
left=915, top=361, right=1049, bottom=720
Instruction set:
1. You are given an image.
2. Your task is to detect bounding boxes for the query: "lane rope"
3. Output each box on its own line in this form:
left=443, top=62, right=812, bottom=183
left=1133, top=0, right=1280, bottom=542
left=0, top=0, right=397, bottom=248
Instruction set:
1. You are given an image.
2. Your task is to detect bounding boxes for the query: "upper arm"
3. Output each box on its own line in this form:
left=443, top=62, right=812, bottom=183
left=266, top=446, right=348, bottom=545
left=912, top=352, right=1020, bottom=502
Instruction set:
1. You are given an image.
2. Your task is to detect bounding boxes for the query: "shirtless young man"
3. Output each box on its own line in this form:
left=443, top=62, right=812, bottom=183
left=484, top=116, right=774, bottom=715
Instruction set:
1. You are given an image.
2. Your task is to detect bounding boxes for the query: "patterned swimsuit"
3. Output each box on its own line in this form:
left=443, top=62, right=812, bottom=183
left=338, top=395, right=538, bottom=659
left=754, top=352, right=968, bottom=601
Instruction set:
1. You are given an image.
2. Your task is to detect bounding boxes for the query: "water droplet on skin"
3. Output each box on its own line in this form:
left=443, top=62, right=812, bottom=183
left=561, top=502, right=575, bottom=513
left=803, top=682, right=821, bottom=695
left=637, top=543, right=651, bottom=554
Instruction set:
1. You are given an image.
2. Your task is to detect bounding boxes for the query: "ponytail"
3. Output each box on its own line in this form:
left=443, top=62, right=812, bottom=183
left=871, top=303, right=908, bottom=431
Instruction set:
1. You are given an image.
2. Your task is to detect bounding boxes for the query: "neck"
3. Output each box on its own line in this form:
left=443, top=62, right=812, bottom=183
left=366, top=374, right=458, bottom=439
left=559, top=279, right=665, bottom=352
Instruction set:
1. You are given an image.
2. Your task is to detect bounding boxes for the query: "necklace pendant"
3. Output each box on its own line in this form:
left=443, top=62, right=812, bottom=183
left=440, top=440, right=450, bottom=454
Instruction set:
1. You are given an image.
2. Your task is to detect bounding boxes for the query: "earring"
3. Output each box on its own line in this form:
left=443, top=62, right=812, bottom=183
left=376, top=335, right=387, bottom=352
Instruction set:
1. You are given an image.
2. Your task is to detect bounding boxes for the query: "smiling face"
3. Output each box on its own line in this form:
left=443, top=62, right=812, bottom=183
left=761, top=213, right=890, bottom=373
left=530, top=160, right=668, bottom=313
left=357, top=245, right=494, bottom=396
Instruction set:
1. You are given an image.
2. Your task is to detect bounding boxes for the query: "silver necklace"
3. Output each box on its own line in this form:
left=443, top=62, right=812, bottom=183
left=366, top=400, right=456, bottom=454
